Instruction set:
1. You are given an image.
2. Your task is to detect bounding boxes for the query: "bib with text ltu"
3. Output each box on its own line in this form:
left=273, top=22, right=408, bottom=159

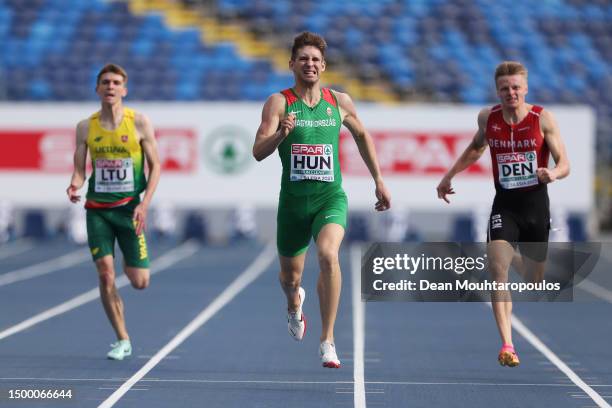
left=94, top=158, right=135, bottom=192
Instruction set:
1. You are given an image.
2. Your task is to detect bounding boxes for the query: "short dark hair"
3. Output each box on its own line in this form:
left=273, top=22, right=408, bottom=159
left=291, top=32, right=327, bottom=60
left=96, top=63, right=128, bottom=86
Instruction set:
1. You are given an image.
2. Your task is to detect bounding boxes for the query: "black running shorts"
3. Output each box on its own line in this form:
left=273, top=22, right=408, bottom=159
left=487, top=184, right=550, bottom=262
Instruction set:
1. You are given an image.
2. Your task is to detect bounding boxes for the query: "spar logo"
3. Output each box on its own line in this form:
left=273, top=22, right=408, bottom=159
left=203, top=126, right=252, bottom=175
left=0, top=129, right=196, bottom=173
left=339, top=130, right=488, bottom=175
left=497, top=152, right=535, bottom=164
left=291, top=144, right=332, bottom=156
left=97, top=159, right=130, bottom=169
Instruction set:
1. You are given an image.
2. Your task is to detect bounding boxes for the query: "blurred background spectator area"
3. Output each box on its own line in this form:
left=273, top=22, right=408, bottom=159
left=0, top=0, right=609, bottom=237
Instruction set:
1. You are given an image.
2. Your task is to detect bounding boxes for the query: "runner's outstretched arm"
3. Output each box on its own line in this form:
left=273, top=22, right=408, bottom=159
left=437, top=108, right=490, bottom=203
left=334, top=90, right=390, bottom=211
left=133, top=113, right=161, bottom=236
left=67, top=120, right=89, bottom=203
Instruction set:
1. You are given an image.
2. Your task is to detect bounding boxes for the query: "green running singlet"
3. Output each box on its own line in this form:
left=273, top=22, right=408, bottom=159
left=276, top=88, right=348, bottom=257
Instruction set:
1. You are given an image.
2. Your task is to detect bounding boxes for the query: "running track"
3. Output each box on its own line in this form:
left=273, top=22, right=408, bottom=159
left=0, top=238, right=611, bottom=407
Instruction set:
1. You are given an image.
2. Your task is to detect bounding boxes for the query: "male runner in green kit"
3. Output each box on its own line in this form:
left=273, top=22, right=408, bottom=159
left=253, top=32, right=391, bottom=368
left=67, top=63, right=161, bottom=360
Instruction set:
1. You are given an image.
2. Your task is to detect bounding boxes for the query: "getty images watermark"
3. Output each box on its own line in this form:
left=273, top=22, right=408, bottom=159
left=361, top=242, right=605, bottom=302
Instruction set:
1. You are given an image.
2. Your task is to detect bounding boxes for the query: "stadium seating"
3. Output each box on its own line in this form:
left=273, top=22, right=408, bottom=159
left=0, top=0, right=293, bottom=102
left=449, top=214, right=476, bottom=243
left=346, top=214, right=369, bottom=242
left=213, top=0, right=611, bottom=161
left=0, top=0, right=608, bottom=161
left=23, top=210, right=47, bottom=239
left=568, top=213, right=588, bottom=242
left=183, top=211, right=208, bottom=242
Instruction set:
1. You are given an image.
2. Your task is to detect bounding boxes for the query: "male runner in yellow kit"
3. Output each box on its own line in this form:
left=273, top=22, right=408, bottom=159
left=67, top=63, right=161, bottom=360
left=253, top=32, right=391, bottom=368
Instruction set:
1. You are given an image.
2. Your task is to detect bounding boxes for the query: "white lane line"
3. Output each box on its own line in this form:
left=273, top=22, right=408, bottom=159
left=0, top=241, right=200, bottom=341
left=0, top=248, right=90, bottom=287
left=0, top=239, right=35, bottom=260
left=98, top=388, right=149, bottom=391
left=4, top=377, right=612, bottom=387
left=512, top=318, right=611, bottom=408
left=577, top=279, right=612, bottom=303
left=97, top=243, right=276, bottom=408
left=487, top=303, right=611, bottom=408
left=365, top=381, right=606, bottom=387
left=351, top=244, right=367, bottom=408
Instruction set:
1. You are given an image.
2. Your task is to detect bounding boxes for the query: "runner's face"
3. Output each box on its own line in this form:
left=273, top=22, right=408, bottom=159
left=290, top=46, right=326, bottom=84
left=496, top=75, right=527, bottom=109
left=96, top=73, right=127, bottom=104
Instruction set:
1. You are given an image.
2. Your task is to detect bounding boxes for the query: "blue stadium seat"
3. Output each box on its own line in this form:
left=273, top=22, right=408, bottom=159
left=23, top=210, right=47, bottom=239
left=568, top=214, right=588, bottom=242
left=346, top=214, right=369, bottom=243
left=28, top=78, right=51, bottom=100
left=183, top=211, right=208, bottom=242
left=449, top=214, right=476, bottom=243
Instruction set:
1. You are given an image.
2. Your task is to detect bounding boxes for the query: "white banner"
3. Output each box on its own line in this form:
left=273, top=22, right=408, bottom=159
left=0, top=103, right=594, bottom=211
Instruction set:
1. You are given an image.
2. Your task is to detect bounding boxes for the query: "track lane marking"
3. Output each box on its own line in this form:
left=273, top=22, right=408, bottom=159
left=97, top=243, right=276, bottom=408
left=486, top=303, right=611, bottom=408
left=351, top=244, right=366, bottom=408
left=0, top=241, right=200, bottom=341
left=0, top=248, right=89, bottom=287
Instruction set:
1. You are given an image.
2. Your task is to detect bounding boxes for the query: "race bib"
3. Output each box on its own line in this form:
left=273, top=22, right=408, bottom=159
left=290, top=144, right=334, bottom=182
left=496, top=151, right=538, bottom=189
left=94, top=158, right=134, bottom=193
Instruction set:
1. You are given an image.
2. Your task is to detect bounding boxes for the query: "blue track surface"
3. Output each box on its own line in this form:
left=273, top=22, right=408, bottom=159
left=0, top=240, right=611, bottom=407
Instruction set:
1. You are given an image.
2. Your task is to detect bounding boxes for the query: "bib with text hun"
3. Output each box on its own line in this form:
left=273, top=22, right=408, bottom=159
left=290, top=144, right=334, bottom=182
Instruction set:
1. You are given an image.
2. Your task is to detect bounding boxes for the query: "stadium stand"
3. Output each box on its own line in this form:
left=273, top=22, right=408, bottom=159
left=0, top=0, right=609, bottom=234
left=1, top=0, right=608, bottom=158
left=208, top=0, right=610, bottom=160
left=0, top=0, right=294, bottom=101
